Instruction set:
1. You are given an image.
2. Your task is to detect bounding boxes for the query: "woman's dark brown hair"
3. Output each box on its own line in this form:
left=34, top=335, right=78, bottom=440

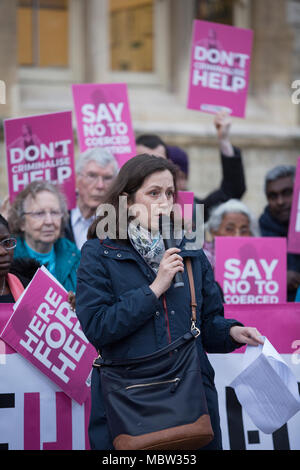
left=88, top=154, right=178, bottom=240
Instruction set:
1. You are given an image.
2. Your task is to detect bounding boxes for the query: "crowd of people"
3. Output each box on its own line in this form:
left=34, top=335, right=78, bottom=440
left=0, top=110, right=297, bottom=303
left=0, top=110, right=299, bottom=450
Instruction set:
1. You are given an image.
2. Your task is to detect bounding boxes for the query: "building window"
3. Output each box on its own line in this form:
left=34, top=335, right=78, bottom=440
left=196, top=0, right=234, bottom=25
left=17, top=0, right=69, bottom=67
left=109, top=0, right=154, bottom=72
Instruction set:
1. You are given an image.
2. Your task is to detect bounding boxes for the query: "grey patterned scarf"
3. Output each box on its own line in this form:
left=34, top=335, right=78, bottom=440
left=128, top=222, right=165, bottom=273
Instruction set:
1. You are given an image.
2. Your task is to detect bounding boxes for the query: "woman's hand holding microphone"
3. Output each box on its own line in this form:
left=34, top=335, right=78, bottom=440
left=150, top=248, right=184, bottom=298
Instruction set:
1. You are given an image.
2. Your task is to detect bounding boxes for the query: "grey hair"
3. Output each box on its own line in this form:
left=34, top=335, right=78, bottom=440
left=8, top=180, right=69, bottom=236
left=264, top=165, right=295, bottom=194
left=206, top=199, right=259, bottom=236
left=76, top=147, right=119, bottom=175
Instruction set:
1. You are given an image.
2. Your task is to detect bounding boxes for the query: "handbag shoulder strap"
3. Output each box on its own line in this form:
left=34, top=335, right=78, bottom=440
left=185, top=258, right=197, bottom=323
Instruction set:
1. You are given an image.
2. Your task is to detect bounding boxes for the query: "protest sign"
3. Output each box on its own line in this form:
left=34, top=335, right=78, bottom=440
left=175, top=191, right=194, bottom=222
left=72, top=82, right=136, bottom=167
left=4, top=111, right=76, bottom=210
left=287, top=156, right=300, bottom=254
left=0, top=302, right=89, bottom=450
left=1, top=303, right=299, bottom=450
left=0, top=267, right=96, bottom=404
left=0, top=352, right=91, bottom=450
left=187, top=20, right=253, bottom=117
left=214, top=236, right=287, bottom=304
left=0, top=304, right=14, bottom=358
left=208, top=303, right=300, bottom=450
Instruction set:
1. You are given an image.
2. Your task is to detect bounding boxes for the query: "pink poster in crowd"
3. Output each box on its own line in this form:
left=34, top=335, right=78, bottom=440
left=0, top=303, right=14, bottom=355
left=224, top=303, right=300, bottom=354
left=72, top=82, right=136, bottom=167
left=214, top=237, right=287, bottom=304
left=1, top=302, right=300, bottom=449
left=287, top=156, right=300, bottom=254
left=4, top=111, right=76, bottom=210
left=175, top=191, right=194, bottom=222
left=0, top=268, right=96, bottom=404
left=187, top=20, right=253, bottom=118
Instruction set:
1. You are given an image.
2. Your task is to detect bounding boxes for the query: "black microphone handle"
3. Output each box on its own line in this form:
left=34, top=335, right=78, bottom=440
left=163, top=238, right=184, bottom=288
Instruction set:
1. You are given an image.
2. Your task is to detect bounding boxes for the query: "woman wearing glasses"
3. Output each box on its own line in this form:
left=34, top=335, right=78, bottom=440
left=8, top=181, right=81, bottom=292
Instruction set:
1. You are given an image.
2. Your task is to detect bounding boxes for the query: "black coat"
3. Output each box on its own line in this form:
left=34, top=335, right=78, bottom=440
left=194, top=147, right=246, bottom=222
left=76, top=236, right=243, bottom=450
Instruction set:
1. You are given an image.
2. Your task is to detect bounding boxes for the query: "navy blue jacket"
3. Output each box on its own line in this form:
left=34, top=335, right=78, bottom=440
left=76, top=236, right=243, bottom=450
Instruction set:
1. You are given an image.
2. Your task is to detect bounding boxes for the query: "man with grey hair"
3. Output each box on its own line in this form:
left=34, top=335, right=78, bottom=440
left=259, top=164, right=300, bottom=301
left=65, top=147, right=118, bottom=249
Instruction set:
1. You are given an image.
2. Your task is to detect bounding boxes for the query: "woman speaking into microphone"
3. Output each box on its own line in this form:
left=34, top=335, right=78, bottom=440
left=75, top=154, right=263, bottom=451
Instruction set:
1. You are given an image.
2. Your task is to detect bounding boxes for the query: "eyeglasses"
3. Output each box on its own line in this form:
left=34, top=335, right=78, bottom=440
left=22, top=210, right=63, bottom=220
left=80, top=172, right=114, bottom=185
left=0, top=238, right=17, bottom=251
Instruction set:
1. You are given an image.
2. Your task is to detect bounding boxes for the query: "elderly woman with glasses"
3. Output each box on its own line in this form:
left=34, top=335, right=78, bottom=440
left=203, top=199, right=259, bottom=269
left=8, top=181, right=81, bottom=292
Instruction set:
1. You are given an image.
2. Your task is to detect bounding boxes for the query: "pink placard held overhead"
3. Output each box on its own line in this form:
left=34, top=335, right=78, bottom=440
left=214, top=237, right=287, bottom=304
left=187, top=20, right=253, bottom=118
left=4, top=111, right=76, bottom=210
left=287, top=156, right=300, bottom=254
left=72, top=82, right=136, bottom=168
left=0, top=268, right=96, bottom=404
left=175, top=191, right=194, bottom=222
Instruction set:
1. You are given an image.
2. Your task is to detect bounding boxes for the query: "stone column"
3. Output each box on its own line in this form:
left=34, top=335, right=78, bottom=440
left=0, top=0, right=18, bottom=119
left=170, top=0, right=195, bottom=103
left=84, top=0, right=110, bottom=83
left=250, top=0, right=298, bottom=125
left=287, top=0, right=300, bottom=124
left=0, top=1, right=18, bottom=202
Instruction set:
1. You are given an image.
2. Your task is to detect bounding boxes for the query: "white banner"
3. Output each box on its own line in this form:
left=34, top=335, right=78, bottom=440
left=208, top=353, right=300, bottom=450
left=0, top=350, right=90, bottom=450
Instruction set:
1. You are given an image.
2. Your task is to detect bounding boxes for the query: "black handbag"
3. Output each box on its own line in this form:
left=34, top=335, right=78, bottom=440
left=93, top=258, right=214, bottom=450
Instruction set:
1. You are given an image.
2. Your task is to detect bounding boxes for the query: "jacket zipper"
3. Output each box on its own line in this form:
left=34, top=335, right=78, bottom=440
left=162, top=295, right=172, bottom=344
left=125, top=377, right=180, bottom=390
left=118, top=237, right=173, bottom=345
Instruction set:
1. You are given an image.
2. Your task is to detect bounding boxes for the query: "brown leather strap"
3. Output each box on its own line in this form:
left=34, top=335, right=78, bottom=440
left=186, top=258, right=197, bottom=322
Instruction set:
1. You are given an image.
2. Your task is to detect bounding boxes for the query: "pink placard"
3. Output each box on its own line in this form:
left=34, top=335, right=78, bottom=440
left=4, top=111, right=76, bottom=210
left=187, top=20, right=253, bottom=118
left=175, top=191, right=194, bottom=222
left=72, top=82, right=136, bottom=167
left=0, top=304, right=15, bottom=355
left=215, top=236, right=287, bottom=304
left=0, top=269, right=96, bottom=404
left=287, top=156, right=300, bottom=254
left=224, top=303, right=300, bottom=354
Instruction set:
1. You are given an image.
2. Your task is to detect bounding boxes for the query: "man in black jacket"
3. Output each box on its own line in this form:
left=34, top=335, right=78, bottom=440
left=136, top=111, right=246, bottom=222
left=259, top=165, right=300, bottom=301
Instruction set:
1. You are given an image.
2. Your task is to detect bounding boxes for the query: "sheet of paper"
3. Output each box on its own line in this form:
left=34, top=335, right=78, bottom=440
left=230, top=337, right=300, bottom=434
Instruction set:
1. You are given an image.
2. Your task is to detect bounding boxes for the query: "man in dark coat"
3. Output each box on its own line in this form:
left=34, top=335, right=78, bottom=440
left=136, top=111, right=246, bottom=222
left=259, top=165, right=300, bottom=301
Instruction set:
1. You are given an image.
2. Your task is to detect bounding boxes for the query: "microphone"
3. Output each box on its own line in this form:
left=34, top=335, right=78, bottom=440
left=159, top=214, right=184, bottom=288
